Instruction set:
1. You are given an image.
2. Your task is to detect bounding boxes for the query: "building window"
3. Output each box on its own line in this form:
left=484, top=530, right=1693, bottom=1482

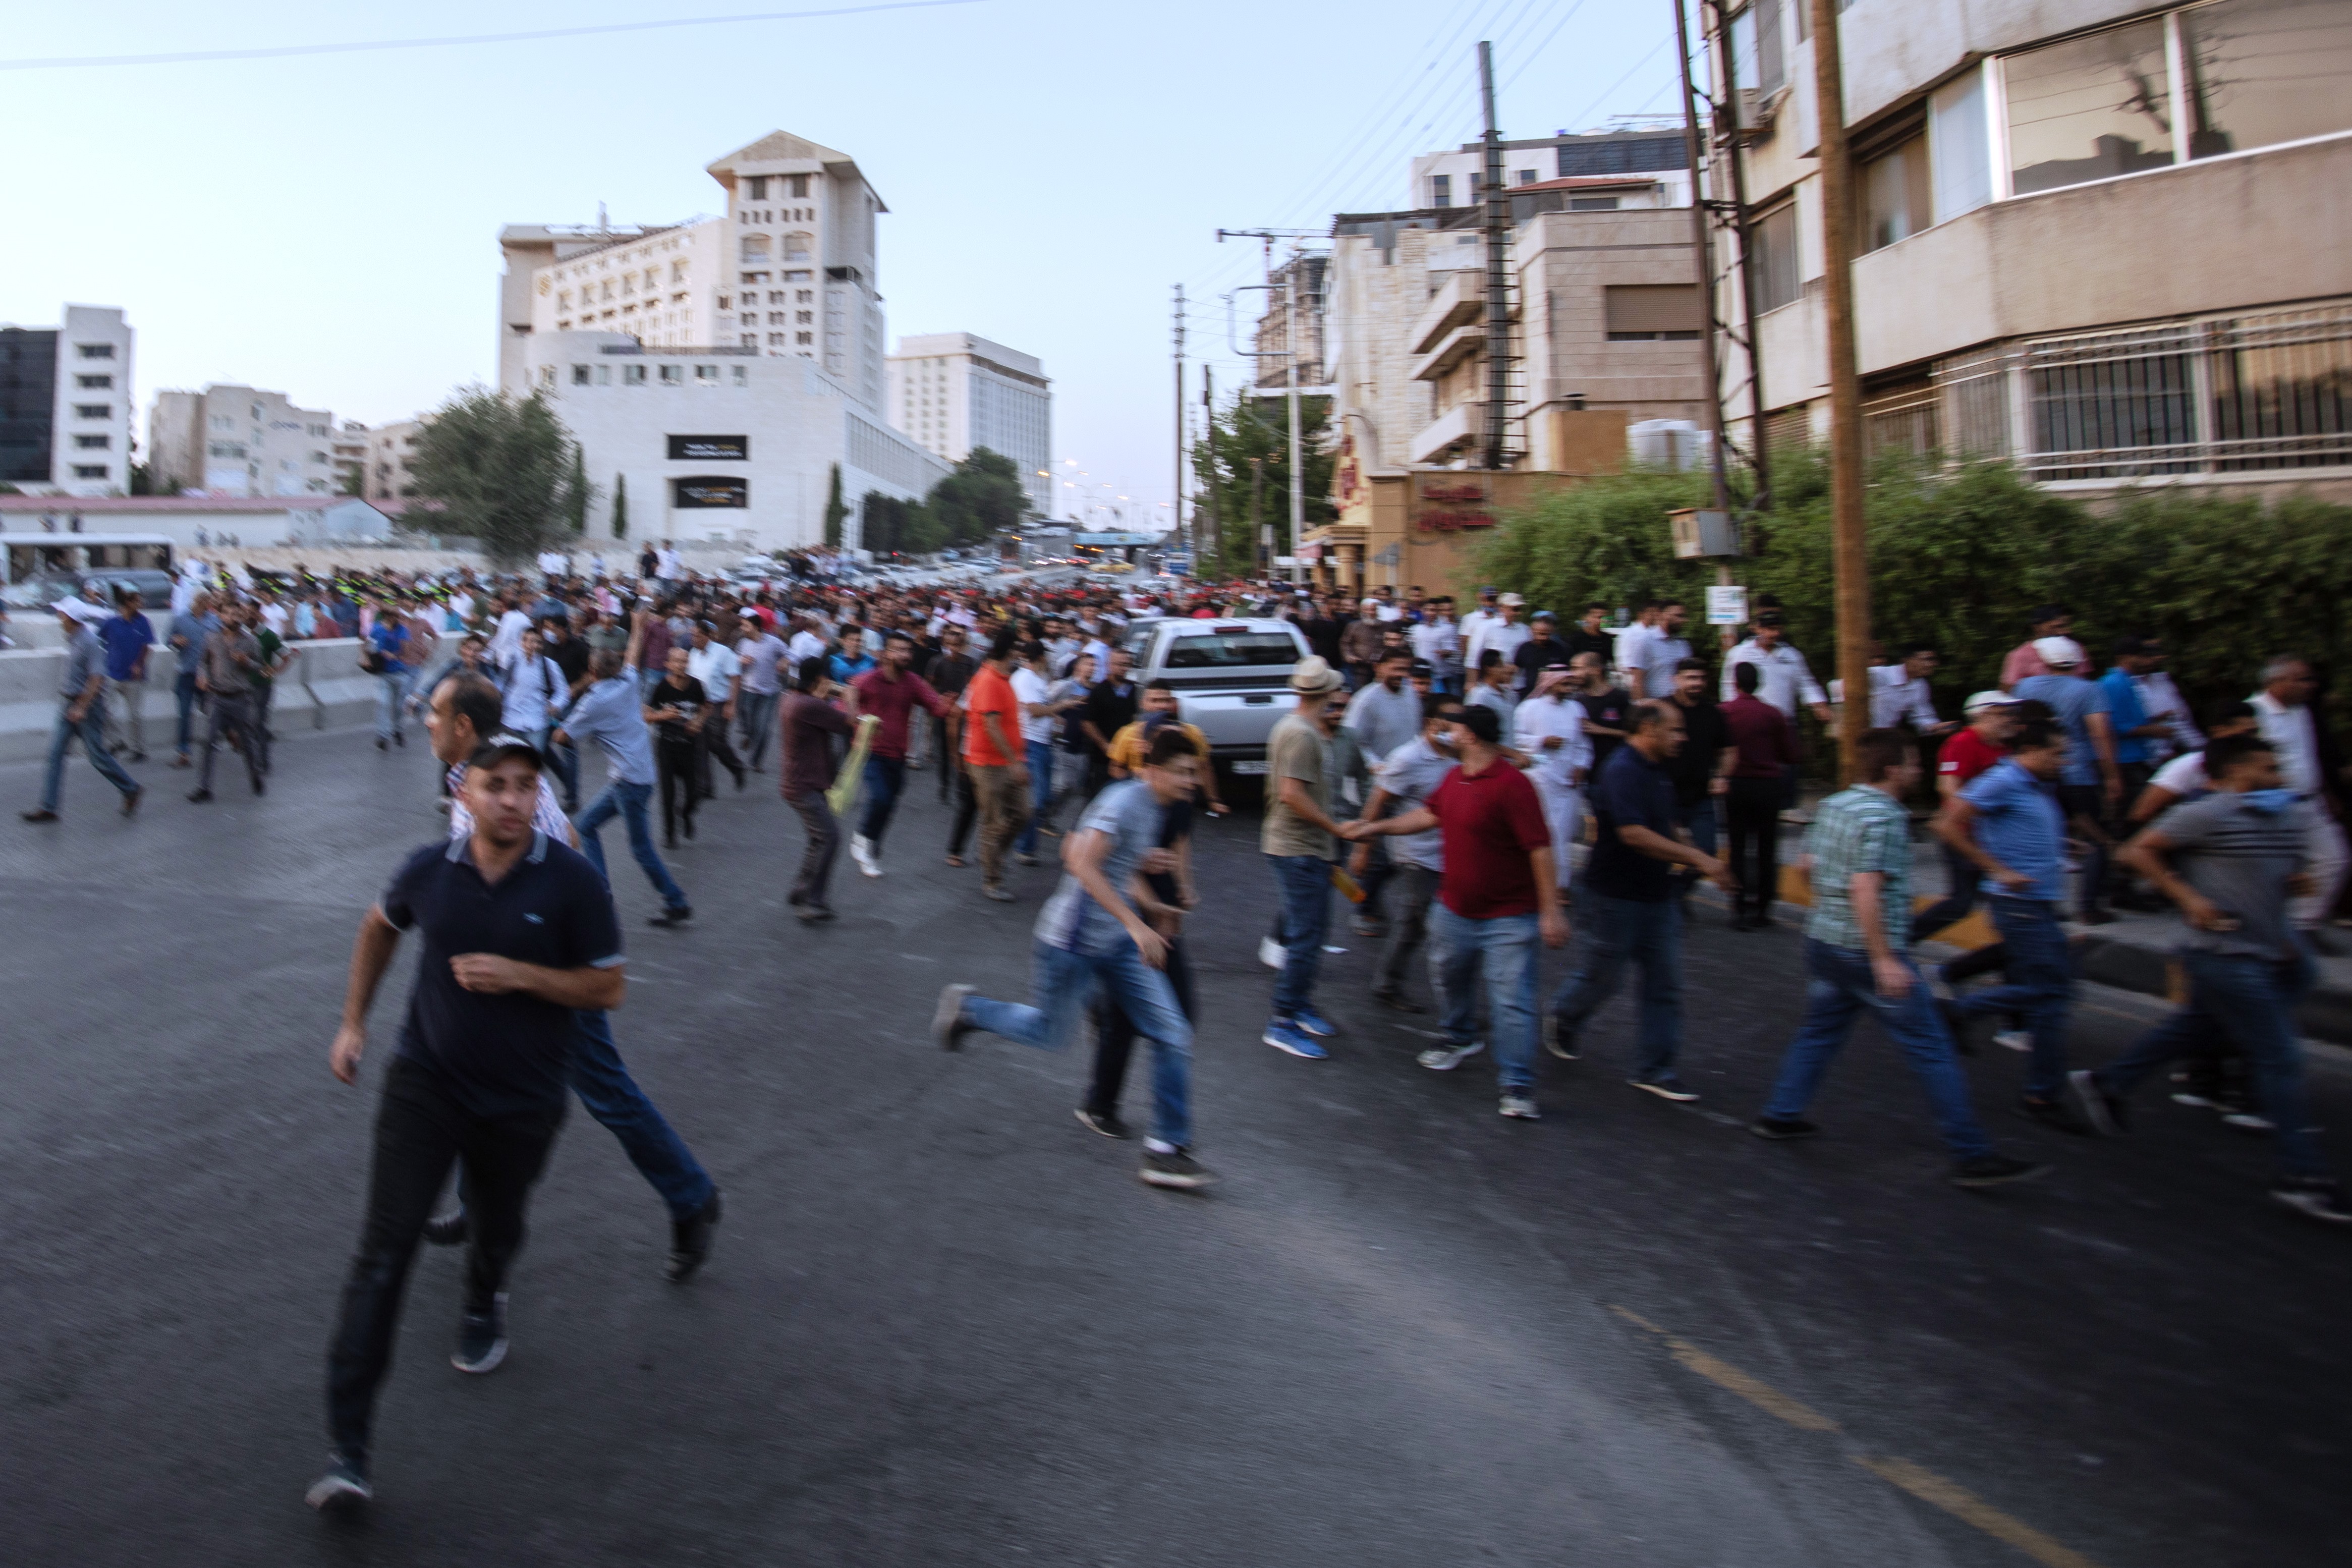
left=741, top=334, right=757, bottom=348
left=796, top=331, right=813, bottom=346
left=1732, top=0, right=1788, bottom=98
left=1430, top=174, right=1451, bottom=207
left=1752, top=201, right=1802, bottom=312
left=741, top=313, right=757, bottom=325
left=2027, top=324, right=2199, bottom=478
left=76, top=343, right=115, bottom=359
left=2181, top=0, right=2352, bottom=158
left=741, top=234, right=772, bottom=262
left=748, top=176, right=770, bottom=200
left=733, top=365, right=749, bottom=386
left=1930, top=69, right=1992, bottom=222
left=796, top=289, right=813, bottom=303
left=660, top=365, right=683, bottom=384
left=74, top=433, right=110, bottom=449
left=1569, top=195, right=1619, bottom=210
left=624, top=364, right=647, bottom=385
left=784, top=269, right=813, bottom=283
left=1515, top=169, right=1539, bottom=185
left=76, top=374, right=111, bottom=389
left=1858, top=124, right=1932, bottom=253
left=2005, top=19, right=2173, bottom=196
left=73, top=465, right=107, bottom=479
left=74, top=403, right=110, bottom=419
left=740, top=271, right=767, bottom=285
left=696, top=364, right=719, bottom=383
left=782, top=232, right=813, bottom=262
left=572, top=364, right=592, bottom=385
left=789, top=174, right=810, bottom=198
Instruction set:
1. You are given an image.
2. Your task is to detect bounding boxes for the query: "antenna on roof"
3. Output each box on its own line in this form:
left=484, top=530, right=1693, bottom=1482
left=597, top=201, right=609, bottom=232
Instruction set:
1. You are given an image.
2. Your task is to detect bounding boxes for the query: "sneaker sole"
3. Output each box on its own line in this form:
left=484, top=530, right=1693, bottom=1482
left=1292, top=1019, right=1338, bottom=1040
left=2272, top=1191, right=2352, bottom=1223
left=1074, top=1107, right=1130, bottom=1139
left=2067, top=1070, right=2120, bottom=1136
left=1140, top=1168, right=1217, bottom=1190
left=933, top=984, right=976, bottom=1050
left=1417, top=1044, right=1485, bottom=1072
left=1498, top=1102, right=1541, bottom=1120
left=1750, top=1123, right=1819, bottom=1142
left=1951, top=1162, right=2052, bottom=1190
left=305, top=1476, right=370, bottom=1510
left=1629, top=1079, right=1700, bottom=1103
left=1262, top=1030, right=1327, bottom=1059
left=451, top=1339, right=508, bottom=1375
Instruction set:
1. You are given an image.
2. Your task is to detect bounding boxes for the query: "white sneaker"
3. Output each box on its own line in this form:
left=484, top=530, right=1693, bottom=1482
left=852, top=835, right=882, bottom=878
left=1498, top=1092, right=1541, bottom=1120
left=1993, top=1030, right=2032, bottom=1053
left=1416, top=1040, right=1485, bottom=1072
left=1258, top=935, right=1286, bottom=970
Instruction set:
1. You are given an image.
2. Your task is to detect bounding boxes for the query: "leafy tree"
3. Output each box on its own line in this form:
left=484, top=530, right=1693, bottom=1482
left=858, top=489, right=945, bottom=557
left=611, top=472, right=629, bottom=540
left=925, top=447, right=1028, bottom=547
left=403, top=388, right=589, bottom=565
left=823, top=463, right=846, bottom=547
left=565, top=445, right=589, bottom=534
left=1190, top=391, right=1335, bottom=577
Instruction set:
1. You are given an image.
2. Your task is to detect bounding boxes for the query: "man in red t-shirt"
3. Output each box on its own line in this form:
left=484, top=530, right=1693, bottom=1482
left=847, top=630, right=951, bottom=876
left=1912, top=690, right=2020, bottom=942
left=961, top=627, right=1030, bottom=900
left=1346, top=704, right=1567, bottom=1119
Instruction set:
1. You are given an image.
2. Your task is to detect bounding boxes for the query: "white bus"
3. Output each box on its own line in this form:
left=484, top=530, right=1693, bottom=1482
left=0, top=533, right=179, bottom=608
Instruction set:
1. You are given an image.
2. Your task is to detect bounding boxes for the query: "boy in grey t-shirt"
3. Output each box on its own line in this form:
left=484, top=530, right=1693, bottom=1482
left=2073, top=734, right=2347, bottom=1223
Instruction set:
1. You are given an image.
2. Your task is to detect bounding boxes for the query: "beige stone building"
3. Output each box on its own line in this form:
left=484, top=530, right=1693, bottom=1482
left=1715, top=0, right=2352, bottom=500
left=147, top=384, right=338, bottom=498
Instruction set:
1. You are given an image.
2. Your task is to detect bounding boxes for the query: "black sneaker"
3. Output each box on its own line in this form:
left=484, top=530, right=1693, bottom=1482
left=1075, top=1107, right=1132, bottom=1139
left=1630, top=1074, right=1700, bottom=1103
left=304, top=1451, right=371, bottom=1510
left=20, top=808, right=59, bottom=823
left=2016, top=1093, right=2091, bottom=1135
left=1750, top=1116, right=1820, bottom=1142
left=1950, top=1154, right=2051, bottom=1189
left=186, top=788, right=213, bottom=803
left=2067, top=1069, right=2127, bottom=1136
left=452, top=1295, right=509, bottom=1374
left=421, top=1209, right=468, bottom=1247
left=666, top=1189, right=721, bottom=1283
left=2270, top=1176, right=2352, bottom=1224
left=1139, top=1148, right=1217, bottom=1190
left=647, top=906, right=693, bottom=928
left=1370, top=988, right=1428, bottom=1015
left=933, top=983, right=977, bottom=1051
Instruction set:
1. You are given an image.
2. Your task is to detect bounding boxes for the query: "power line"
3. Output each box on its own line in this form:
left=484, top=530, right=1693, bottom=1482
left=0, top=0, right=985, bottom=71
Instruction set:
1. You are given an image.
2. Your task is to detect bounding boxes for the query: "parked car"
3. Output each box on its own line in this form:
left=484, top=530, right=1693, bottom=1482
left=4, top=568, right=178, bottom=611
left=1122, top=616, right=1311, bottom=779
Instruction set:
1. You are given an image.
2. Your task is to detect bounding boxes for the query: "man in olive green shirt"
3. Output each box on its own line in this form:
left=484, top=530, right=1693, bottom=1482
left=1262, top=656, right=1352, bottom=1059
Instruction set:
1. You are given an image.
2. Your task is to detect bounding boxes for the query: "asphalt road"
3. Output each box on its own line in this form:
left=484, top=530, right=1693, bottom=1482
left=2, top=723, right=2346, bottom=1566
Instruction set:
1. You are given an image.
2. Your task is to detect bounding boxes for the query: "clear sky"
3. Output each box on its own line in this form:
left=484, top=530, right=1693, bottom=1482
left=0, top=0, right=1684, bottom=530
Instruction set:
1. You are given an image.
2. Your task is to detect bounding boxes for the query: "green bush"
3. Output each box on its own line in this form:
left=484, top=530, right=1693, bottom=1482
left=1473, top=452, right=2352, bottom=736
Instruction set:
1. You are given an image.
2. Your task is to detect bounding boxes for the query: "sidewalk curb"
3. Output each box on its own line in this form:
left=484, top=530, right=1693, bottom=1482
left=2070, top=929, right=2352, bottom=1049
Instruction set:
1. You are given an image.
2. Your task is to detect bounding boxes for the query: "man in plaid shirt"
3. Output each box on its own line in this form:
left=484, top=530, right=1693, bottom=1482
left=1749, top=729, right=2046, bottom=1188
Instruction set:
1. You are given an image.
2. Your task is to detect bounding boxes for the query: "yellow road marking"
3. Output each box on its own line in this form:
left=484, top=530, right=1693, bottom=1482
left=1855, top=1454, right=2102, bottom=1568
left=1610, top=1306, right=2105, bottom=1566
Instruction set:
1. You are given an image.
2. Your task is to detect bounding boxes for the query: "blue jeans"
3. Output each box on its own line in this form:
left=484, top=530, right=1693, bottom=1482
left=1549, top=890, right=1683, bottom=1080
left=374, top=666, right=414, bottom=740
left=174, top=669, right=201, bottom=756
left=569, top=1009, right=714, bottom=1220
left=859, top=752, right=907, bottom=847
left=965, top=939, right=1194, bottom=1148
left=576, top=778, right=690, bottom=912
left=1674, top=796, right=1719, bottom=901
left=2095, top=949, right=2325, bottom=1179
left=1429, top=906, right=1540, bottom=1092
left=1017, top=739, right=1055, bottom=855
left=536, top=725, right=579, bottom=810
left=737, top=687, right=780, bottom=772
left=41, top=701, right=139, bottom=812
left=1763, top=940, right=1992, bottom=1158
left=1953, top=898, right=2071, bottom=1097
left=1268, top=853, right=1332, bottom=1020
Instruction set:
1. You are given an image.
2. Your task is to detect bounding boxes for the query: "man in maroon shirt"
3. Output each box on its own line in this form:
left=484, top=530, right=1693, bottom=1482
left=1721, top=660, right=1799, bottom=929
left=1345, top=704, right=1567, bottom=1119
left=847, top=630, right=951, bottom=878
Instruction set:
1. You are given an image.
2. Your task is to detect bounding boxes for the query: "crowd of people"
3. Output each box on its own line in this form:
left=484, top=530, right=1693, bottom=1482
left=23, top=548, right=2343, bottom=1507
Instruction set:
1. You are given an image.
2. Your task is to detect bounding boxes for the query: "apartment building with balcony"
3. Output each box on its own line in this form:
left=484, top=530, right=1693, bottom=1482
left=1717, top=0, right=2352, bottom=497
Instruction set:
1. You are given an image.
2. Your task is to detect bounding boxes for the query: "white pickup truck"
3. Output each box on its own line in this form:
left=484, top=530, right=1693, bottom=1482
left=1121, top=617, right=1311, bottom=781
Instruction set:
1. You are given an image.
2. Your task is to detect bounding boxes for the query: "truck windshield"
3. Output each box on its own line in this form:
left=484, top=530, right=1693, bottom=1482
left=1162, top=632, right=1299, bottom=668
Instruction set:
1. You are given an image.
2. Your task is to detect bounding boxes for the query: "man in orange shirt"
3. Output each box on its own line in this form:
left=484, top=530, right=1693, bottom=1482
left=963, top=626, right=1031, bottom=901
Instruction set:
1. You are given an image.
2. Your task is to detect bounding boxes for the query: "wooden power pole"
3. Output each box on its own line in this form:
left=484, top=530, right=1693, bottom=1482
left=1810, top=0, right=1871, bottom=782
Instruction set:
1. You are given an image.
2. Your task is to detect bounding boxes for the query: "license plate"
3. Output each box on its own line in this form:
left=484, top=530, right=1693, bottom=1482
left=1230, top=759, right=1270, bottom=775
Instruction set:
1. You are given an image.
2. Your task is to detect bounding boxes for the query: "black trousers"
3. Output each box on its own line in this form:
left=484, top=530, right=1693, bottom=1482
left=1725, top=777, right=1783, bottom=918
left=657, top=741, right=701, bottom=842
left=946, top=762, right=978, bottom=856
left=698, top=722, right=746, bottom=794
left=785, top=788, right=841, bottom=911
left=326, top=1057, right=565, bottom=1463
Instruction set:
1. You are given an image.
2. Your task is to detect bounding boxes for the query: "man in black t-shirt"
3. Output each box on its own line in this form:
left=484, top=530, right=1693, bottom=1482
left=1562, top=602, right=1616, bottom=667
left=1078, top=644, right=1140, bottom=799
left=1570, top=651, right=1633, bottom=777
left=1512, top=610, right=1577, bottom=695
left=308, top=741, right=625, bottom=1513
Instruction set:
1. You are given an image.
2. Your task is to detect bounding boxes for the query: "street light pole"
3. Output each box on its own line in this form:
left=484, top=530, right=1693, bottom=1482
left=1810, top=0, right=1871, bottom=783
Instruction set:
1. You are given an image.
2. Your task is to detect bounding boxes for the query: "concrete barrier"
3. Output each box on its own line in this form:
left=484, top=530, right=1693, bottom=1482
left=0, top=638, right=387, bottom=763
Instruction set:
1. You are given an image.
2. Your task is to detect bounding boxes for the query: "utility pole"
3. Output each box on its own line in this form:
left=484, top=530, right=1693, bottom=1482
left=1478, top=41, right=1512, bottom=472
left=1673, top=0, right=1733, bottom=519
left=1202, top=364, right=1217, bottom=572
left=1810, top=0, right=1870, bottom=782
left=1172, top=284, right=1187, bottom=577
left=1705, top=0, right=1771, bottom=510
left=1218, top=240, right=1316, bottom=587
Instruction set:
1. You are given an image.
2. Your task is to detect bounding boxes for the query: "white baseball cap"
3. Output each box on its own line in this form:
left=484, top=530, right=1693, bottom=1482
left=1963, top=690, right=2022, bottom=715
left=2032, top=635, right=2087, bottom=668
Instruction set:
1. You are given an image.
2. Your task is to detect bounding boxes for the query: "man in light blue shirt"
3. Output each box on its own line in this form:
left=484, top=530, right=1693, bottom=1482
left=553, top=620, right=691, bottom=926
left=1934, top=718, right=2083, bottom=1131
left=2012, top=635, right=2120, bottom=922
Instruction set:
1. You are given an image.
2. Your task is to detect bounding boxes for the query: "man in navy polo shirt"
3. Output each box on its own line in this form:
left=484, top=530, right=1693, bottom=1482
left=308, top=740, right=625, bottom=1511
left=1546, top=700, right=1735, bottom=1101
